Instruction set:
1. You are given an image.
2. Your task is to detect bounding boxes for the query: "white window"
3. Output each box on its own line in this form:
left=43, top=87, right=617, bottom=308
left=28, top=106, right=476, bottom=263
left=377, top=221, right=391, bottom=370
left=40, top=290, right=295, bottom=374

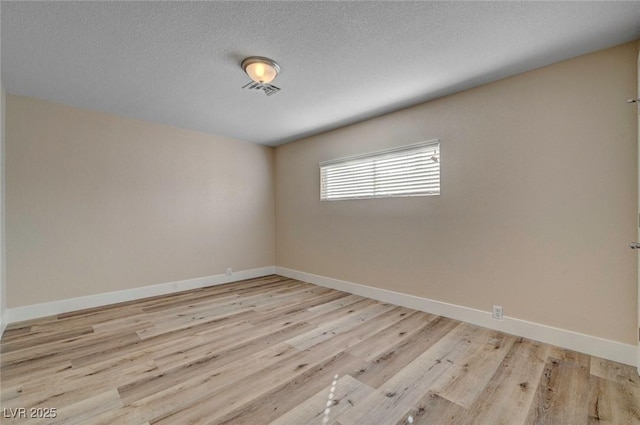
left=320, top=140, right=440, bottom=201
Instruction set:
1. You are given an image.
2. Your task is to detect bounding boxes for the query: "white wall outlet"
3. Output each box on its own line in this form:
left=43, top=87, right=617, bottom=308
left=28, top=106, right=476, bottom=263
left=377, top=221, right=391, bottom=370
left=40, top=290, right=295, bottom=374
left=226, top=268, right=232, bottom=276
left=492, top=305, right=503, bottom=320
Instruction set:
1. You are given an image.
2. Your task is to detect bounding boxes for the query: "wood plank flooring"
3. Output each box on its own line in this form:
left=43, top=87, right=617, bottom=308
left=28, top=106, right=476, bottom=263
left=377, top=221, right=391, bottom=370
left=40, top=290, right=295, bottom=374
left=1, top=275, right=639, bottom=424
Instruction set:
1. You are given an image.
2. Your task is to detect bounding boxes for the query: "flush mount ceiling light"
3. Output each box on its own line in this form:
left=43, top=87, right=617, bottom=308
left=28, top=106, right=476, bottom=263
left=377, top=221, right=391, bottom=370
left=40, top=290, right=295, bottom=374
left=242, top=56, right=280, bottom=84
left=241, top=56, right=282, bottom=97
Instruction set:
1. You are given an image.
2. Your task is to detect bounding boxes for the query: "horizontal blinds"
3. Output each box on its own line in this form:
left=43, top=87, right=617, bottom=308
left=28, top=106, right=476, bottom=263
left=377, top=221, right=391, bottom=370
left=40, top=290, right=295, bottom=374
left=320, top=140, right=440, bottom=200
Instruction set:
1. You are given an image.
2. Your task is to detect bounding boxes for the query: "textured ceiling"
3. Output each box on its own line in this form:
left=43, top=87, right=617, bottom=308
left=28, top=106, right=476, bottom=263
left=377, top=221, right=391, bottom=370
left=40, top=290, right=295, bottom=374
left=2, top=1, right=640, bottom=146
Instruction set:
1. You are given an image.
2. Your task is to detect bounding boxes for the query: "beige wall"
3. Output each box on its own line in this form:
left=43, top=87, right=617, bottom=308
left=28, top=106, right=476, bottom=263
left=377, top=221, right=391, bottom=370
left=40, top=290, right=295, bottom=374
left=275, top=42, right=639, bottom=345
left=1, top=86, right=5, bottom=330
left=6, top=95, right=275, bottom=307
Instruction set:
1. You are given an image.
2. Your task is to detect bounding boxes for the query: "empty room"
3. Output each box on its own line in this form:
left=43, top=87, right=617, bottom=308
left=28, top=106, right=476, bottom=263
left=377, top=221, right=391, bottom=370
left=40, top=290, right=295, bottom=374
left=0, top=1, right=639, bottom=424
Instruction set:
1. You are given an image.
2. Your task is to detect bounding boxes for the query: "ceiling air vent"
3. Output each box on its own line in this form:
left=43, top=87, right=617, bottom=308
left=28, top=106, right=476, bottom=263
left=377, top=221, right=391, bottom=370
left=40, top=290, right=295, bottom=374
left=242, top=81, right=281, bottom=97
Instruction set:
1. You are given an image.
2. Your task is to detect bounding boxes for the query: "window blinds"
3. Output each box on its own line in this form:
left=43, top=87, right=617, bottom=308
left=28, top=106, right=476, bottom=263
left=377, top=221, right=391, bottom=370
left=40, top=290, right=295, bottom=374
left=320, top=140, right=440, bottom=201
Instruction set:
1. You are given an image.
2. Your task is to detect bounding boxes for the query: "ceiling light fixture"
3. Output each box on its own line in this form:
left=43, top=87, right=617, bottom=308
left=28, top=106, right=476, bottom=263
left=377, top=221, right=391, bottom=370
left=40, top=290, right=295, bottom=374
left=241, top=56, right=280, bottom=84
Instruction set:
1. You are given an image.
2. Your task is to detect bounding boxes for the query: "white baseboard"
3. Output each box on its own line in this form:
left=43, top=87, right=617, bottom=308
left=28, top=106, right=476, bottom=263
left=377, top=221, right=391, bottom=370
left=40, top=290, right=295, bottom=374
left=5, top=266, right=276, bottom=326
left=276, top=266, right=637, bottom=367
left=4, top=265, right=636, bottom=368
left=0, top=311, right=6, bottom=337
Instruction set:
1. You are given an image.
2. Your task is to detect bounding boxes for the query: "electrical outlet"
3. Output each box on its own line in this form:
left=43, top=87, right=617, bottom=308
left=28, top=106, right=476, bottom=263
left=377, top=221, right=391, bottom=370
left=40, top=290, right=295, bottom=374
left=226, top=268, right=232, bottom=276
left=492, top=305, right=503, bottom=320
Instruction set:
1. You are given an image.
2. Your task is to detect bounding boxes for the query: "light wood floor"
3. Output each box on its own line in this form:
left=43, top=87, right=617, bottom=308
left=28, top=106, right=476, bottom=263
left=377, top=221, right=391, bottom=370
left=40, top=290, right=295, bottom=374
left=1, top=275, right=639, bottom=425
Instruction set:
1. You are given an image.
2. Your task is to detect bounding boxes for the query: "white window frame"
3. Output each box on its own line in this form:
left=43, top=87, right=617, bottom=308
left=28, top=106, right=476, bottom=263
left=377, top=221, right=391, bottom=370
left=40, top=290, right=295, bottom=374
left=319, top=139, right=440, bottom=201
